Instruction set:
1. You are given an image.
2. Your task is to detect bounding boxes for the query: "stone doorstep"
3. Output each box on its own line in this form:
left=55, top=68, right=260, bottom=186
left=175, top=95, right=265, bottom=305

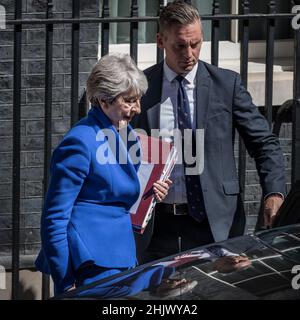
left=138, top=57, right=294, bottom=106
left=0, top=269, right=54, bottom=300
left=218, top=57, right=294, bottom=73
left=210, top=58, right=293, bottom=106
left=247, top=71, right=293, bottom=106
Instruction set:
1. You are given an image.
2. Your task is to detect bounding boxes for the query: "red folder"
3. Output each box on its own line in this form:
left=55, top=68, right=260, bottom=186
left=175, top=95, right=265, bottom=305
left=130, top=134, right=178, bottom=234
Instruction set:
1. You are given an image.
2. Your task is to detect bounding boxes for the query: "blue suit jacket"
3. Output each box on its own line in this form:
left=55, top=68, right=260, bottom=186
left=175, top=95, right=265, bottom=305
left=35, top=106, right=141, bottom=293
left=132, top=60, right=286, bottom=246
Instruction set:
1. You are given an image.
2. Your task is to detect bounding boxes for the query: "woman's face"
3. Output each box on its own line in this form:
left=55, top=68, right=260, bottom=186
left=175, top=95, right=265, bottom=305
left=101, top=88, right=141, bottom=129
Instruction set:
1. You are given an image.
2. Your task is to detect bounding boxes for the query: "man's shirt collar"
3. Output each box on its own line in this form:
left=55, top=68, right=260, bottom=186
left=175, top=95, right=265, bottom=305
left=163, top=60, right=198, bottom=84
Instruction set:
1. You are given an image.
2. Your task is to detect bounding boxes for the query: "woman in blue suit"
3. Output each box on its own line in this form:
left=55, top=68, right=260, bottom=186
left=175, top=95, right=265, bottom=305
left=35, top=53, right=171, bottom=295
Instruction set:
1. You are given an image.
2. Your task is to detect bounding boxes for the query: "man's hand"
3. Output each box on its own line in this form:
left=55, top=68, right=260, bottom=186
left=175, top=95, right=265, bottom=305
left=263, top=194, right=284, bottom=228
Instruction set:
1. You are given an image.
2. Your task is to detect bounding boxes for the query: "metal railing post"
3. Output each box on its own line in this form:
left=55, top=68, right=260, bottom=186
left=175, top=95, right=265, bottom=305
left=238, top=0, right=250, bottom=203
left=101, top=0, right=110, bottom=57
left=211, top=0, right=220, bottom=66
left=265, top=0, right=276, bottom=126
left=71, top=0, right=80, bottom=126
left=292, top=25, right=300, bottom=185
left=130, top=0, right=139, bottom=63
left=156, top=0, right=164, bottom=64
left=11, top=0, right=22, bottom=301
left=41, top=0, right=54, bottom=300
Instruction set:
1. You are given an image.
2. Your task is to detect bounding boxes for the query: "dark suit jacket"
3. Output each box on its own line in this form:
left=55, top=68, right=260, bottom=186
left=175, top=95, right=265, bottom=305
left=132, top=60, right=286, bottom=246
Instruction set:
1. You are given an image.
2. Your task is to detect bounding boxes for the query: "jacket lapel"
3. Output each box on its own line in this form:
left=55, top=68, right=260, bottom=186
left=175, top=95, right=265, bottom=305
left=144, top=61, right=211, bottom=131
left=195, top=61, right=211, bottom=129
left=143, top=62, right=164, bottom=131
left=147, top=103, right=161, bottom=133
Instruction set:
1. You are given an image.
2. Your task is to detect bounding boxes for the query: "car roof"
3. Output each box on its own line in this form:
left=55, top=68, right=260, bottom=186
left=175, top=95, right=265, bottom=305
left=56, top=224, right=300, bottom=300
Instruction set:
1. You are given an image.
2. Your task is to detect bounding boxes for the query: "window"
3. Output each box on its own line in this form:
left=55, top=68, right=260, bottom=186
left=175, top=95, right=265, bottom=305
left=99, top=0, right=159, bottom=44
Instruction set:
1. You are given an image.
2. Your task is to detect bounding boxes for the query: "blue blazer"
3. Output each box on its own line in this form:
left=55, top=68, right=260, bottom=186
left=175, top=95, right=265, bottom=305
left=35, top=106, right=141, bottom=293
left=132, top=60, right=286, bottom=246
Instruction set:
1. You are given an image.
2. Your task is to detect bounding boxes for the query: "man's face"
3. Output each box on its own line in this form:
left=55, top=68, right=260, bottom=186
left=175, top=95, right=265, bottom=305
left=157, top=20, right=203, bottom=75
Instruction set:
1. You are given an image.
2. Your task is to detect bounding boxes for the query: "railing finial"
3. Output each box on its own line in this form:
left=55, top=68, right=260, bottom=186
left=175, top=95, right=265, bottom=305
left=130, top=0, right=138, bottom=17
left=268, top=0, right=276, bottom=13
left=102, top=0, right=109, bottom=18
left=242, top=0, right=250, bottom=9
left=46, top=0, right=53, bottom=19
left=212, top=0, right=220, bottom=15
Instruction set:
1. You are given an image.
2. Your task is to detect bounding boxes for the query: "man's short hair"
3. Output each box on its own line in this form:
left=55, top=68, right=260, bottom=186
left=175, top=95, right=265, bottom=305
left=159, top=1, right=201, bottom=34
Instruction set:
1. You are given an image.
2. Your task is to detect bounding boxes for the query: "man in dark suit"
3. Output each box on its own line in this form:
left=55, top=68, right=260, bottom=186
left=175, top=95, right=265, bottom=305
left=132, top=0, right=286, bottom=264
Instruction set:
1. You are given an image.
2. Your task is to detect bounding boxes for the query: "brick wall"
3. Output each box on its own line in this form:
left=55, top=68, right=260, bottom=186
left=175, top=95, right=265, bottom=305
left=0, top=0, right=99, bottom=265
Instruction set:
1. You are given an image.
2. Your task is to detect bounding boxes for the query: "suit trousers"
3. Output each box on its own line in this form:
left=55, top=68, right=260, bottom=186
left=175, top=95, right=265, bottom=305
left=137, top=203, right=215, bottom=264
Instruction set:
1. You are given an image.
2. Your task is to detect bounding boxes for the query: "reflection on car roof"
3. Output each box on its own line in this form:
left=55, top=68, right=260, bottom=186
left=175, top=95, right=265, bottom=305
left=56, top=224, right=300, bottom=300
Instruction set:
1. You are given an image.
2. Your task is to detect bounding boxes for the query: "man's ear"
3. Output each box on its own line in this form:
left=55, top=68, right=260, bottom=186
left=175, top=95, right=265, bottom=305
left=156, top=32, right=165, bottom=49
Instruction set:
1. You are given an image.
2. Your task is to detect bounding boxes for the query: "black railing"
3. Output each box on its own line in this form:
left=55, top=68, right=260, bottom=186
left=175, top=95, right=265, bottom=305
left=41, top=0, right=53, bottom=301
left=3, top=0, right=300, bottom=299
left=238, top=0, right=249, bottom=202
left=11, top=0, right=22, bottom=301
left=293, top=26, right=300, bottom=185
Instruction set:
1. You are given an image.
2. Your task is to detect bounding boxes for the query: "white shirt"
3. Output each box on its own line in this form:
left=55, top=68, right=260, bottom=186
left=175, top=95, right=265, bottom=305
left=160, top=61, right=198, bottom=204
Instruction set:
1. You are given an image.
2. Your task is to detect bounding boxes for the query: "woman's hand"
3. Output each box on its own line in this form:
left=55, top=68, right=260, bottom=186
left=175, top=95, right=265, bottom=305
left=153, top=179, right=172, bottom=202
